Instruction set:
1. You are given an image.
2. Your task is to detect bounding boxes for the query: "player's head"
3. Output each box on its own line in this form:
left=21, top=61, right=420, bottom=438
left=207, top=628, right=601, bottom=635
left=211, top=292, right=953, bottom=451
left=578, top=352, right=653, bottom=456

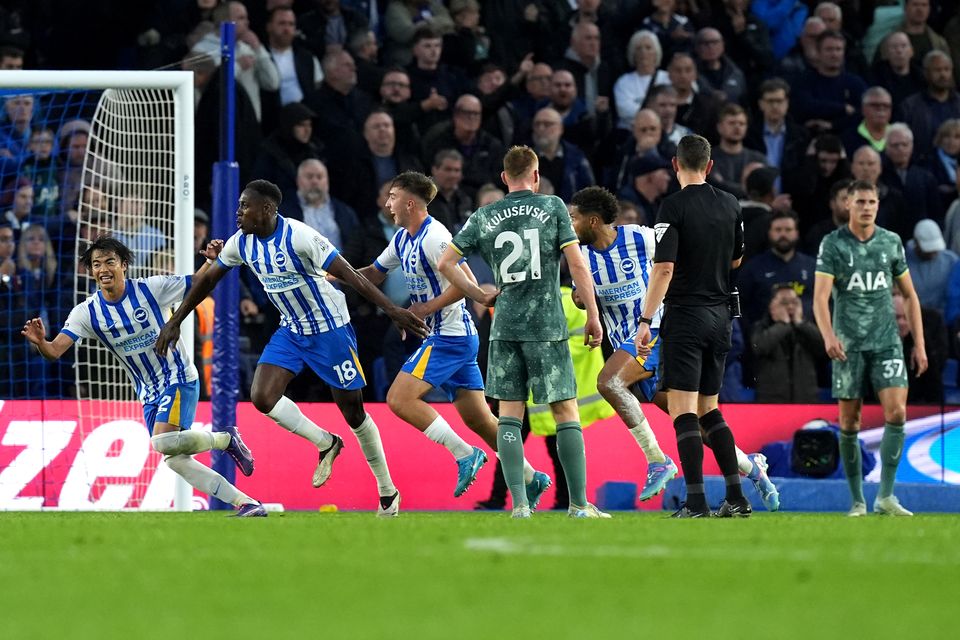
left=501, top=145, right=540, bottom=190
left=387, top=171, right=437, bottom=226
left=80, top=235, right=133, bottom=292
left=238, top=179, right=282, bottom=236
left=569, top=186, right=619, bottom=244
left=845, top=179, right=879, bottom=229
left=673, top=134, right=713, bottom=176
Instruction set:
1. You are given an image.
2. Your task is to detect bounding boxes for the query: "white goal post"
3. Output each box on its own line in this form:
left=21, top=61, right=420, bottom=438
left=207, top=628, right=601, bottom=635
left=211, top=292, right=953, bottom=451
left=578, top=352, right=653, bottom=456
left=0, top=70, right=195, bottom=510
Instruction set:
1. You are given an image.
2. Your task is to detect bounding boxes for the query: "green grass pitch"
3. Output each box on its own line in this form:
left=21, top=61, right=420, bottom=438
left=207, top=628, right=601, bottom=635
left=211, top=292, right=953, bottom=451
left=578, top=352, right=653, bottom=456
left=2, top=511, right=958, bottom=640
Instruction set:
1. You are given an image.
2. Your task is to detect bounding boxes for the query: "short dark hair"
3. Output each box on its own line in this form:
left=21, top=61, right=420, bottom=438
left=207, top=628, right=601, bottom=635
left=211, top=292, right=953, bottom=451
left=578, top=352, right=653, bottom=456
left=829, top=178, right=854, bottom=200
left=847, top=179, right=878, bottom=195
left=770, top=209, right=799, bottom=225
left=0, top=45, right=24, bottom=60
left=816, top=30, right=845, bottom=48
left=412, top=24, right=441, bottom=44
left=758, top=77, right=790, bottom=99
left=571, top=186, right=619, bottom=224
left=391, top=171, right=438, bottom=205
left=244, top=179, right=282, bottom=207
left=675, top=134, right=711, bottom=171
left=80, top=235, right=134, bottom=269
left=643, top=84, right=677, bottom=107
left=718, top=103, right=747, bottom=122
left=433, top=148, right=463, bottom=168
left=814, top=133, right=844, bottom=155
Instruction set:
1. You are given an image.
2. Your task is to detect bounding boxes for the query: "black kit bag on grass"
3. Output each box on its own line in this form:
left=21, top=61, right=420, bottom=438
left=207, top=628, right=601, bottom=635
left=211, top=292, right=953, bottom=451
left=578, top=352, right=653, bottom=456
left=791, top=427, right=839, bottom=477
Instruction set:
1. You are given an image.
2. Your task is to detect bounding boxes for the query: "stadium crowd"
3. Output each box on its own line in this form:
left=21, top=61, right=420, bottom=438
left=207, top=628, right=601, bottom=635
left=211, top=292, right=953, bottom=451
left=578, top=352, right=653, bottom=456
left=1, top=0, right=959, bottom=404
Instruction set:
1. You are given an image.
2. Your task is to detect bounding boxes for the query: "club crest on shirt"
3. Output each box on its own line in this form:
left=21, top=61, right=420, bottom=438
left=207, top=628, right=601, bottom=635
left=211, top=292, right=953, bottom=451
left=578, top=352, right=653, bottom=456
left=619, top=257, right=636, bottom=274
left=274, top=252, right=288, bottom=267
left=133, top=307, right=149, bottom=323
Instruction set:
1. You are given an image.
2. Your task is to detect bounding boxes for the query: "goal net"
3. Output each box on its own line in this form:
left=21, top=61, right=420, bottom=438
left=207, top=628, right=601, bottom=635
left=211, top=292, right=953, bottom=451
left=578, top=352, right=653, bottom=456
left=0, top=71, right=194, bottom=511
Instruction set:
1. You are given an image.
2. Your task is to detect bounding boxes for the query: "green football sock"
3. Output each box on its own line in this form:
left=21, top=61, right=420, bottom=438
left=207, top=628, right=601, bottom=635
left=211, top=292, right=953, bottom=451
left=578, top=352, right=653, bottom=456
left=497, top=417, right=527, bottom=508
left=878, top=423, right=905, bottom=499
left=556, top=422, right=587, bottom=507
left=839, top=431, right=865, bottom=504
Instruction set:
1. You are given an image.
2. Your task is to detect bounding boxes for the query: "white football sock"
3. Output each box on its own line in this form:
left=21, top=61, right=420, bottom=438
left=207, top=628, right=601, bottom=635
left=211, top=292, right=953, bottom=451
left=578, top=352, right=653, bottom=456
left=627, top=414, right=666, bottom=463
left=266, top=395, right=334, bottom=449
left=151, top=430, right=229, bottom=456
left=423, top=415, right=474, bottom=459
left=497, top=452, right=537, bottom=484
left=165, top=455, right=256, bottom=507
left=352, top=414, right=396, bottom=497
left=736, top=447, right=754, bottom=476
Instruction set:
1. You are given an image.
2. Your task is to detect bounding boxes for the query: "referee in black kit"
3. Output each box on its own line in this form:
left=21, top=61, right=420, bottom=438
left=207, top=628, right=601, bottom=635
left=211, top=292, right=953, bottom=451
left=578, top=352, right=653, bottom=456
left=635, top=134, right=751, bottom=518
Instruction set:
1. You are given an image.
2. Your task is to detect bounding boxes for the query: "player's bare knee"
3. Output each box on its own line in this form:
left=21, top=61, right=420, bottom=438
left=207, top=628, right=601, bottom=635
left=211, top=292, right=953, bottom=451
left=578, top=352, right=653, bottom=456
left=885, top=406, right=906, bottom=425
left=251, top=389, right=279, bottom=415
left=385, top=386, right=407, bottom=416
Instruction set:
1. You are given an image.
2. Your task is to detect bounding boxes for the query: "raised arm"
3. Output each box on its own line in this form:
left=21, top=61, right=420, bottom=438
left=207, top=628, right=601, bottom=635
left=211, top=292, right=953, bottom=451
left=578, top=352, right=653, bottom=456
left=154, top=260, right=231, bottom=355
left=326, top=254, right=428, bottom=338
left=563, top=243, right=602, bottom=349
left=22, top=317, right=75, bottom=361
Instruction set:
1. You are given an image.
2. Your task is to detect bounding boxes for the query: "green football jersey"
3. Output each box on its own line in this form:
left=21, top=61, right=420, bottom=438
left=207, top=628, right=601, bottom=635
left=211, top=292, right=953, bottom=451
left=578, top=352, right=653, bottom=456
left=452, top=189, right=578, bottom=341
left=816, top=225, right=908, bottom=352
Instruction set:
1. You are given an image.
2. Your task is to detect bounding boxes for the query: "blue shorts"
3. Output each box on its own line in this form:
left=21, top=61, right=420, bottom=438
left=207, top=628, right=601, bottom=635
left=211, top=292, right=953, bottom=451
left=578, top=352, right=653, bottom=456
left=615, top=329, right=662, bottom=403
left=260, top=324, right=366, bottom=391
left=401, top=334, right=484, bottom=401
left=143, top=379, right=200, bottom=435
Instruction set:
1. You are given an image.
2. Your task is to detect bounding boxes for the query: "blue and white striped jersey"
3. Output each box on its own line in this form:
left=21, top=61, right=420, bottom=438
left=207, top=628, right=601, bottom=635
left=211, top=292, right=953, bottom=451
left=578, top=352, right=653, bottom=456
left=580, top=224, right=662, bottom=348
left=374, top=216, right=476, bottom=337
left=218, top=215, right=350, bottom=335
left=61, top=276, right=199, bottom=404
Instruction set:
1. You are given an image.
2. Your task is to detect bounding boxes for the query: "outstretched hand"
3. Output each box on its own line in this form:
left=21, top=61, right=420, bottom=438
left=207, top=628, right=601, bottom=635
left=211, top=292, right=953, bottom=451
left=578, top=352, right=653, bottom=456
left=21, top=317, right=47, bottom=345
left=388, top=306, right=429, bottom=340
left=200, top=239, right=224, bottom=262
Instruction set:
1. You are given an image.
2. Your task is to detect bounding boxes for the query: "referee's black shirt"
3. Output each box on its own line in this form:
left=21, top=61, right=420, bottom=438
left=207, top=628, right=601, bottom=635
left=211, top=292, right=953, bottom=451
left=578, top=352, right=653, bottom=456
left=652, top=183, right=744, bottom=306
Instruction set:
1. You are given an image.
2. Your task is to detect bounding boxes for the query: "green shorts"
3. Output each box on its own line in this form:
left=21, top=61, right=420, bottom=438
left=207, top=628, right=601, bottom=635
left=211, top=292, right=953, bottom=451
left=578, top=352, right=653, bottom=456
left=486, top=340, right=577, bottom=404
left=832, top=345, right=908, bottom=399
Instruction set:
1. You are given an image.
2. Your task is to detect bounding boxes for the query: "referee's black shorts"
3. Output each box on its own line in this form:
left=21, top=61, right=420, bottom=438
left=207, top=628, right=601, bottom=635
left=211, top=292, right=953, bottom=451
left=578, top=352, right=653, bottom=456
left=660, top=302, right=732, bottom=396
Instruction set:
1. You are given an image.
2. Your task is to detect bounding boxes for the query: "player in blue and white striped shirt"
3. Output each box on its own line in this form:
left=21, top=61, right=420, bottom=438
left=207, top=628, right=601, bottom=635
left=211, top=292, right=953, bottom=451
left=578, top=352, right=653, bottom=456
left=22, top=236, right=265, bottom=516
left=156, top=180, right=428, bottom=516
left=353, top=172, right=551, bottom=505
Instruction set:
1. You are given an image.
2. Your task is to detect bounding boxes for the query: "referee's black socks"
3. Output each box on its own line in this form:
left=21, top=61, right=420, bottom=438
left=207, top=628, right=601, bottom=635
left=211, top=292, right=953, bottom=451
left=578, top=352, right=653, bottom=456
left=700, top=409, right=744, bottom=501
left=673, top=413, right=707, bottom=511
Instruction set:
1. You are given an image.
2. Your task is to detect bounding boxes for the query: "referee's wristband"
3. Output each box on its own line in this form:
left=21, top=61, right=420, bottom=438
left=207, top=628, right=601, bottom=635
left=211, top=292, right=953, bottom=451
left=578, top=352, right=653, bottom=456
left=638, top=316, right=653, bottom=325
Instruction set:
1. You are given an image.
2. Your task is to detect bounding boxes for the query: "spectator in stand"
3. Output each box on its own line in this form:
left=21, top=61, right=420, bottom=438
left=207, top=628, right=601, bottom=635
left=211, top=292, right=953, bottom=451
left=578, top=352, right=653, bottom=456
left=441, top=0, right=490, bottom=76
left=406, top=25, right=468, bottom=133
left=191, top=1, right=280, bottom=124
left=667, top=52, right=719, bottom=140
left=262, top=7, right=323, bottom=132
left=814, top=2, right=867, bottom=76
left=745, top=78, right=809, bottom=183
left=776, top=15, right=823, bottom=79
left=558, top=0, right=627, bottom=78
left=711, top=104, right=768, bottom=198
left=927, top=119, right=960, bottom=212
left=714, top=0, right=775, bottom=83
left=792, top=30, right=867, bottom=133
left=112, top=189, right=166, bottom=268
left=306, top=49, right=372, bottom=142
left=2, top=180, right=32, bottom=235
left=0, top=94, right=34, bottom=164
left=613, top=30, right=670, bottom=131
left=511, top=62, right=553, bottom=126
left=786, top=133, right=850, bottom=233
left=383, top=0, right=453, bottom=66
left=546, top=69, right=610, bottom=155
left=618, top=155, right=671, bottom=224
left=379, top=68, right=442, bottom=154
left=694, top=28, right=748, bottom=105
left=604, top=108, right=671, bottom=193
left=850, top=145, right=911, bottom=240
left=906, top=219, right=957, bottom=314
left=0, top=45, right=23, bottom=69
left=895, top=0, right=950, bottom=64
left=0, top=223, right=26, bottom=398
left=23, top=128, right=59, bottom=221
left=641, top=0, right=695, bottom=63
left=475, top=64, right=524, bottom=150
left=615, top=199, right=642, bottom=226
left=15, top=224, right=60, bottom=396
left=422, top=94, right=505, bottom=194
left=427, top=149, right=472, bottom=232
left=870, top=32, right=926, bottom=110
left=283, top=159, right=359, bottom=250
left=882, top=123, right=943, bottom=224
left=738, top=208, right=816, bottom=327
left=841, top=86, right=893, bottom=157
left=252, top=102, right=323, bottom=199
left=530, top=107, right=595, bottom=203
left=752, top=0, right=809, bottom=62
left=645, top=84, right=691, bottom=147
left=349, top=29, right=385, bottom=99
left=331, top=109, right=422, bottom=216
left=894, top=288, right=947, bottom=403
left=298, top=0, right=369, bottom=59
left=480, top=0, right=554, bottom=73
left=900, top=51, right=960, bottom=159
left=555, top=21, right=613, bottom=117
left=750, top=284, right=824, bottom=402
left=56, top=120, right=89, bottom=216
left=803, top=177, right=852, bottom=253
left=741, top=166, right=795, bottom=259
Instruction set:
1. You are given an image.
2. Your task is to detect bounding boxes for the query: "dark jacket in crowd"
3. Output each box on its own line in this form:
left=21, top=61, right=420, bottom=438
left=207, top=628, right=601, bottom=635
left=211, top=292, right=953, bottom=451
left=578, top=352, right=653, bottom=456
left=750, top=316, right=824, bottom=403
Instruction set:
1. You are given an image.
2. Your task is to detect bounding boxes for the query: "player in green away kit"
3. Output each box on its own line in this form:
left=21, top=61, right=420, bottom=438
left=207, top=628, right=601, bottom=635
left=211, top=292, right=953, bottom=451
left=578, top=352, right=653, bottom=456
left=437, top=146, right=608, bottom=518
left=813, top=180, right=928, bottom=517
